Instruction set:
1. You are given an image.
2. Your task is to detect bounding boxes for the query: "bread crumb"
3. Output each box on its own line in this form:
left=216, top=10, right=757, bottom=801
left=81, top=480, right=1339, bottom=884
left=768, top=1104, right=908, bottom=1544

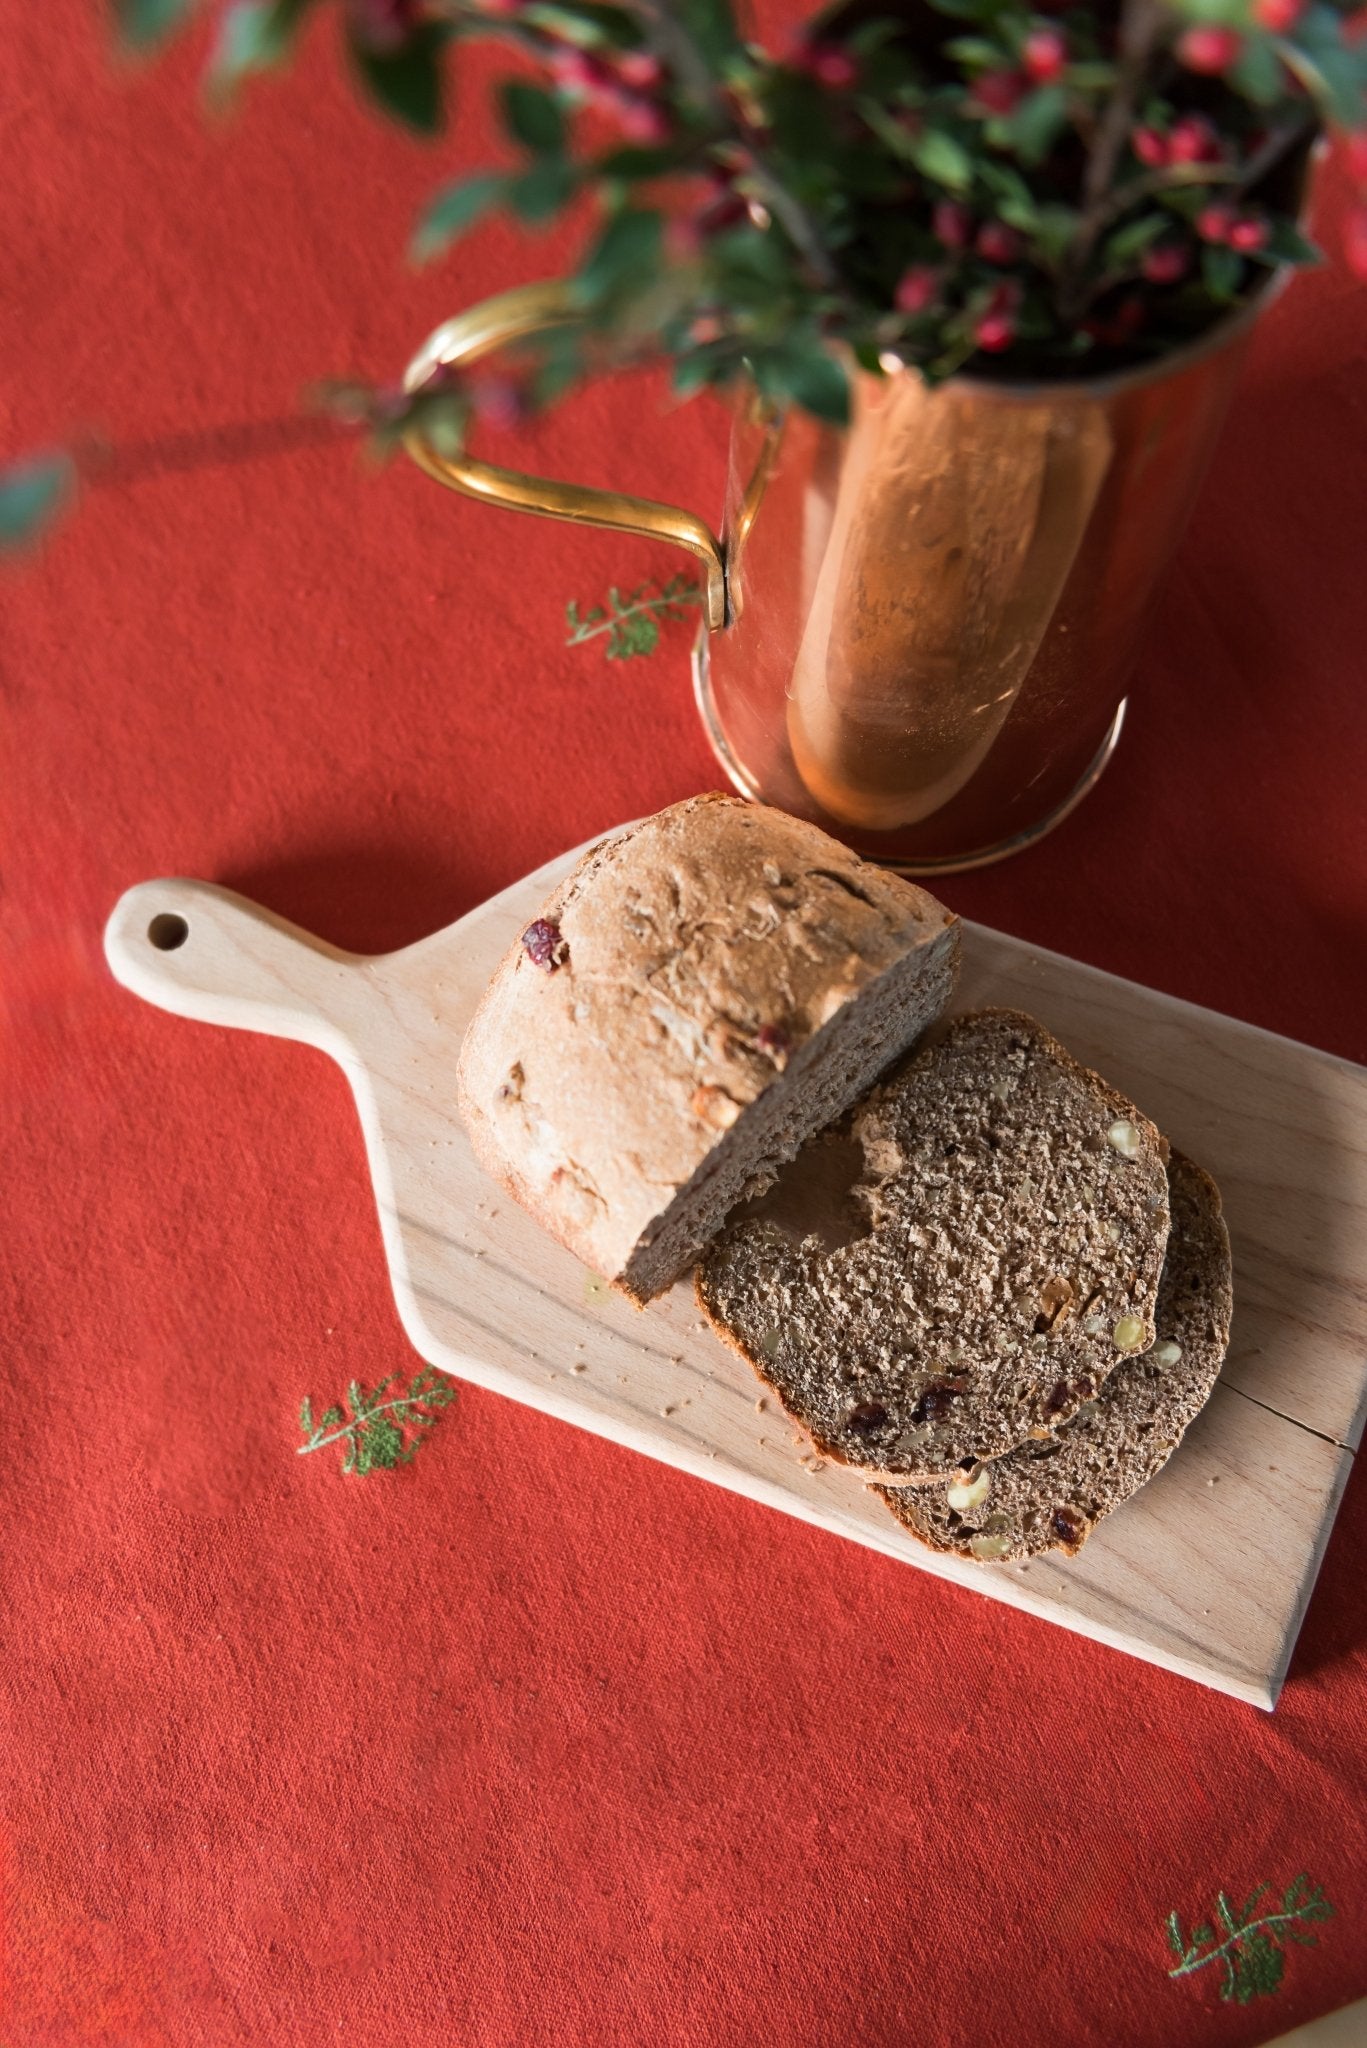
left=571, top=1361, right=587, bottom=1374
left=660, top=1406, right=675, bottom=1418
left=755, top=1398, right=767, bottom=1413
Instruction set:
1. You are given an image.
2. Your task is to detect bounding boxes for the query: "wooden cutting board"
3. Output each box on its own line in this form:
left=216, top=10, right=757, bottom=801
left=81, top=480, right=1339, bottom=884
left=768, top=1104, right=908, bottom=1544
left=103, top=836, right=1367, bottom=1709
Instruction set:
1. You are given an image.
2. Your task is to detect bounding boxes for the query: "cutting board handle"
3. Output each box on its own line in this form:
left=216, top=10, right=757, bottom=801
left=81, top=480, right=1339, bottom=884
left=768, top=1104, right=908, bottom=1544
left=104, top=879, right=365, bottom=1055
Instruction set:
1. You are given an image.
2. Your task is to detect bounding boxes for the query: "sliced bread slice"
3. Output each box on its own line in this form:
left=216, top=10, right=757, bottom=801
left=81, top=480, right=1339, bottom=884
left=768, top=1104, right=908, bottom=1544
left=457, top=794, right=959, bottom=1302
left=877, top=1152, right=1232, bottom=1561
left=696, top=1009, right=1170, bottom=1479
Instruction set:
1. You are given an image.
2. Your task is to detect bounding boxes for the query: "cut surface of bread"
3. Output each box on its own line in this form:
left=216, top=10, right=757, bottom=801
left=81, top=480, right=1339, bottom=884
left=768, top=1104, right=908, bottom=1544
left=457, top=794, right=959, bottom=1302
left=878, top=1152, right=1232, bottom=1560
left=696, top=1009, right=1170, bottom=1478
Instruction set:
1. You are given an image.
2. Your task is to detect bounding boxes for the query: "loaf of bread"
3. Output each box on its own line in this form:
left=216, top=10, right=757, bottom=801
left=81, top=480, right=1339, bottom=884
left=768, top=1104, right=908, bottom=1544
left=456, top=794, right=960, bottom=1302
left=878, top=1152, right=1232, bottom=1560
left=696, top=1009, right=1171, bottom=1480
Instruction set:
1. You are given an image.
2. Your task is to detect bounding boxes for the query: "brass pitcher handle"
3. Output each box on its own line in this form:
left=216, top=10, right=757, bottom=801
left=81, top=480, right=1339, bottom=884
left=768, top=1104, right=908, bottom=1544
left=402, top=281, right=729, bottom=631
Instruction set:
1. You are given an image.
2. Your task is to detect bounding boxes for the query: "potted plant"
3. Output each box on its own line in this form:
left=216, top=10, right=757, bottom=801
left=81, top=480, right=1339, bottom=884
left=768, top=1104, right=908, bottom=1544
left=13, top=0, right=1367, bottom=867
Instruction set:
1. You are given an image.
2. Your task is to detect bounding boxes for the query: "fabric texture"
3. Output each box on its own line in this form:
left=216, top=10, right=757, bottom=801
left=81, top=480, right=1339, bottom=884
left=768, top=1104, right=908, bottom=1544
left=4, top=4, right=1367, bottom=2043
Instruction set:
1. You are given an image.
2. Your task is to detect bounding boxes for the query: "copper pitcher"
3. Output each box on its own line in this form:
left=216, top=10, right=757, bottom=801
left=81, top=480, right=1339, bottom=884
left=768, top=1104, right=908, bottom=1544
left=403, top=283, right=1270, bottom=872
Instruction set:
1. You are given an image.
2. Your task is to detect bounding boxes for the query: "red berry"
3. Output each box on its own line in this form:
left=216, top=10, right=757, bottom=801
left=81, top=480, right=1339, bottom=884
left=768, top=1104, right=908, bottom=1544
left=551, top=48, right=613, bottom=94
left=697, top=192, right=749, bottom=237
left=974, top=68, right=1025, bottom=115
left=469, top=375, right=526, bottom=432
left=1254, top=0, right=1302, bottom=28
left=1197, top=204, right=1236, bottom=243
left=755, top=1023, right=792, bottom=1063
left=665, top=216, right=703, bottom=260
left=615, top=93, right=671, bottom=142
left=617, top=48, right=663, bottom=88
left=1141, top=242, right=1190, bottom=283
left=1228, top=215, right=1270, bottom=253
left=1022, top=28, right=1067, bottom=84
left=1347, top=132, right=1367, bottom=184
left=1176, top=26, right=1243, bottom=74
left=976, top=221, right=1021, bottom=265
left=1132, top=125, right=1169, bottom=168
left=894, top=264, right=940, bottom=314
left=521, top=919, right=568, bottom=971
left=933, top=200, right=973, bottom=249
left=1346, top=205, right=1367, bottom=280
left=349, top=0, right=418, bottom=50
left=1168, top=114, right=1221, bottom=165
left=971, top=288, right=1016, bottom=348
left=974, top=311, right=1015, bottom=352
left=810, top=48, right=858, bottom=88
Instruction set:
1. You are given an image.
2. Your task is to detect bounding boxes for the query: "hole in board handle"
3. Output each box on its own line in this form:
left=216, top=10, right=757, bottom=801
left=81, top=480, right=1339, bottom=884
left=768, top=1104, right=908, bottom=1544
left=148, top=913, right=189, bottom=952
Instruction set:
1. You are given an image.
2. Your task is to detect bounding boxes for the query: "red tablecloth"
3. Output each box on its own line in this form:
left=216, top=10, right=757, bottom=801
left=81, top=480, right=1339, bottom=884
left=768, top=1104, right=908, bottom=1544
left=6, top=6, right=1367, bottom=2044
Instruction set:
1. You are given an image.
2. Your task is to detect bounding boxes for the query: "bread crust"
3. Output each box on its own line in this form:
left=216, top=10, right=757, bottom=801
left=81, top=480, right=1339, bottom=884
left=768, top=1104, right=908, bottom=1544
left=457, top=794, right=958, bottom=1298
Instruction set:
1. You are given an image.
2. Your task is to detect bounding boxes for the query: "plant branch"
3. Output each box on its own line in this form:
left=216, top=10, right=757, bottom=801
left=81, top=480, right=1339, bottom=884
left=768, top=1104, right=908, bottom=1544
left=1096, top=117, right=1313, bottom=231
left=1059, top=0, right=1165, bottom=318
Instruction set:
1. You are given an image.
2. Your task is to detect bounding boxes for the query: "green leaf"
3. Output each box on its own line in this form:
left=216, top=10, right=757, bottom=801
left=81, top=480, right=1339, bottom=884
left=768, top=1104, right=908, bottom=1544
left=575, top=207, right=663, bottom=305
left=592, top=144, right=683, bottom=183
left=673, top=0, right=742, bottom=71
left=1105, top=212, right=1168, bottom=266
left=500, top=79, right=566, bottom=156
left=411, top=174, right=505, bottom=262
left=1263, top=219, right=1322, bottom=266
left=507, top=158, right=579, bottom=222
left=114, top=0, right=195, bottom=50
left=1202, top=243, right=1243, bottom=301
left=1283, top=11, right=1367, bottom=130
left=299, top=1396, right=314, bottom=1433
left=751, top=343, right=849, bottom=425
left=207, top=0, right=313, bottom=101
left=909, top=126, right=974, bottom=192
left=1031, top=204, right=1081, bottom=265
left=978, top=160, right=1037, bottom=227
left=0, top=452, right=75, bottom=553
left=319, top=1406, right=344, bottom=1430
left=944, top=35, right=1001, bottom=67
left=348, top=23, right=446, bottom=136
left=1064, top=61, right=1117, bottom=91
left=1165, top=1912, right=1186, bottom=1961
left=1230, top=35, right=1284, bottom=106
left=1003, top=84, right=1068, bottom=165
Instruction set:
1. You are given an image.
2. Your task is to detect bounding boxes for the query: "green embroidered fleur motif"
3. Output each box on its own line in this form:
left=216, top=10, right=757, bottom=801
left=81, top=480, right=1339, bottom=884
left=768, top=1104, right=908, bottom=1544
left=297, top=1368, right=457, bottom=1474
left=1167, top=1874, right=1334, bottom=2004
